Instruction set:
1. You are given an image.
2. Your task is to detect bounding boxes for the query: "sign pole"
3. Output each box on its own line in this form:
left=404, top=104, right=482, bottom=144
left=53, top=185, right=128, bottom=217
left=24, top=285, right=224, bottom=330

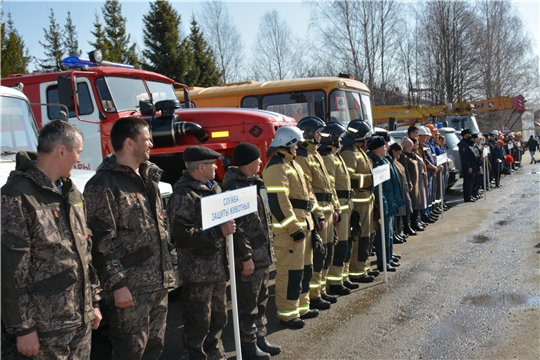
left=227, top=234, right=242, bottom=360
left=439, top=169, right=444, bottom=219
left=372, top=163, right=390, bottom=283
left=378, top=184, right=387, bottom=283
left=200, top=185, right=259, bottom=360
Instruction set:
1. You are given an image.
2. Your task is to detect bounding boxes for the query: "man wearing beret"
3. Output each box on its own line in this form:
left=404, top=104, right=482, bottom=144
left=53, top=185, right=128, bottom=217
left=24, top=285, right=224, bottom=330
left=168, top=145, right=236, bottom=359
left=458, top=129, right=478, bottom=202
left=367, top=136, right=404, bottom=272
left=222, top=143, right=281, bottom=360
left=85, top=117, right=175, bottom=359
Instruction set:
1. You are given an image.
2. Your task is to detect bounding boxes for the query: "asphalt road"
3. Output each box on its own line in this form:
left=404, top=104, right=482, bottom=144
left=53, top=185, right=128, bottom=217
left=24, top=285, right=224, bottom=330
left=92, top=154, right=540, bottom=360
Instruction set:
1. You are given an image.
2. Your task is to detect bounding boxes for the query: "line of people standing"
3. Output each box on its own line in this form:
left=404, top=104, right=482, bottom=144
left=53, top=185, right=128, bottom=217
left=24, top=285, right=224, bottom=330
left=1, top=116, right=453, bottom=360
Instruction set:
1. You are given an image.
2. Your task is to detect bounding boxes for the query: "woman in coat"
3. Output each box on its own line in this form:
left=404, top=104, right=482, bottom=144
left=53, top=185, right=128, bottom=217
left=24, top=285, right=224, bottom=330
left=389, top=142, right=414, bottom=241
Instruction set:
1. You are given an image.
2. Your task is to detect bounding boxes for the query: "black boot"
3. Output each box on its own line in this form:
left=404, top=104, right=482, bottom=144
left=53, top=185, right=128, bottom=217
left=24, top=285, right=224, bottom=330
left=327, top=284, right=351, bottom=295
left=257, top=337, right=281, bottom=356
left=309, top=297, right=331, bottom=310
left=321, top=293, right=338, bottom=303
left=241, top=343, right=271, bottom=360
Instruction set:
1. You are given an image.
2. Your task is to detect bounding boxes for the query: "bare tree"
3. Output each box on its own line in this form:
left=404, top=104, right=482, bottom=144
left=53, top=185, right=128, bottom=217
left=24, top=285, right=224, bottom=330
left=417, top=0, right=479, bottom=105
left=474, top=0, right=539, bottom=100
left=251, top=10, right=298, bottom=81
left=307, top=0, right=402, bottom=105
left=200, top=0, right=244, bottom=83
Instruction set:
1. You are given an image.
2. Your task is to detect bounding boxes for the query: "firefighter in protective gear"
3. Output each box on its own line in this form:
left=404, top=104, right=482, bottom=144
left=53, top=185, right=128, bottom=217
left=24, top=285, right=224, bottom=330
left=263, top=126, right=321, bottom=329
left=295, top=117, right=340, bottom=310
left=336, top=119, right=376, bottom=290
left=318, top=122, right=356, bottom=294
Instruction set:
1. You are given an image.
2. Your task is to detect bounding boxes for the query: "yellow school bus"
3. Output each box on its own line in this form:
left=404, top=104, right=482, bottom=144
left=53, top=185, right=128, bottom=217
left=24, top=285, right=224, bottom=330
left=176, top=76, right=373, bottom=127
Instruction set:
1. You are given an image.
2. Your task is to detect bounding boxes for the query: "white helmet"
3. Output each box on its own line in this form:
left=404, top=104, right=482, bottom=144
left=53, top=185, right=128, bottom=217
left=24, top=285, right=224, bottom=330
left=417, top=126, right=431, bottom=136
left=490, top=130, right=499, bottom=136
left=270, top=126, right=304, bottom=148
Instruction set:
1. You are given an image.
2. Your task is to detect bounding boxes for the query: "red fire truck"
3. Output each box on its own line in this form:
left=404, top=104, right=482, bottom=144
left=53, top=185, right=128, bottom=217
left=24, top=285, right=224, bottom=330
left=1, top=50, right=296, bottom=184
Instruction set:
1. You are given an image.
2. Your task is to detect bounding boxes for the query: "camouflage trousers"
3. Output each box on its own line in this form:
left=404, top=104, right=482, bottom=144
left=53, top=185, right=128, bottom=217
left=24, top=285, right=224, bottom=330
left=180, top=282, right=227, bottom=360
left=108, top=289, right=168, bottom=360
left=1, top=322, right=91, bottom=360
left=235, top=267, right=269, bottom=345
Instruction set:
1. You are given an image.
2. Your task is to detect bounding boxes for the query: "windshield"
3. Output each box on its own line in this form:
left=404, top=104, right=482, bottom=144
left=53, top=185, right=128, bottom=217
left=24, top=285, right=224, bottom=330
left=444, top=131, right=460, bottom=150
left=329, top=90, right=373, bottom=128
left=96, top=77, right=177, bottom=112
left=1, top=95, right=38, bottom=160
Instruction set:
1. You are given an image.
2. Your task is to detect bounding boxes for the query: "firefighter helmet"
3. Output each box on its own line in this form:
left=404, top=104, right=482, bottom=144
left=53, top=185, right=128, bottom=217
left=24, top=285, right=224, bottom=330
left=297, top=116, right=326, bottom=142
left=269, top=125, right=304, bottom=148
left=320, top=122, right=347, bottom=147
left=345, top=119, right=372, bottom=141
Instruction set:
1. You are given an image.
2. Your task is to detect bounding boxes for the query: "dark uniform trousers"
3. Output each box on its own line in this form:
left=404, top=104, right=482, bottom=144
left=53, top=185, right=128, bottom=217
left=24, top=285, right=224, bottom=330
left=1, top=322, right=91, bottom=360
left=463, top=170, right=476, bottom=201
left=235, top=267, right=270, bottom=344
left=108, top=289, right=168, bottom=360
left=180, top=282, right=227, bottom=360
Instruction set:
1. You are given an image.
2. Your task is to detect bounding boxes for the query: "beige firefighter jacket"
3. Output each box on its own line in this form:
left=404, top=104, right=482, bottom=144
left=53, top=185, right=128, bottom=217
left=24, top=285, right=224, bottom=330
left=295, top=142, right=340, bottom=215
left=262, top=148, right=321, bottom=239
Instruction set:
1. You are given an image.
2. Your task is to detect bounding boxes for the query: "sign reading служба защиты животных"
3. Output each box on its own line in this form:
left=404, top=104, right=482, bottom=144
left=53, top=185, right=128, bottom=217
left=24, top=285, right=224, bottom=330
left=200, top=185, right=258, bottom=230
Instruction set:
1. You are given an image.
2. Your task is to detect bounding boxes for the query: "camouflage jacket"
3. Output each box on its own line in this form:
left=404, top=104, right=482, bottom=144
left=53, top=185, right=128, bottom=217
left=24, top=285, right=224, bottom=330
left=222, top=167, right=274, bottom=270
left=84, top=155, right=175, bottom=301
left=168, top=171, right=228, bottom=286
left=1, top=152, right=100, bottom=337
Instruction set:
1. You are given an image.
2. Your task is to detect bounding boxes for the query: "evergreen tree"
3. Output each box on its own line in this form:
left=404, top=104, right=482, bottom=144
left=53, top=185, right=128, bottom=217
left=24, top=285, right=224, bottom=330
left=178, top=37, right=199, bottom=86
left=1, top=13, right=32, bottom=77
left=88, top=12, right=109, bottom=56
left=101, top=0, right=139, bottom=67
left=141, top=0, right=196, bottom=84
left=64, top=11, right=80, bottom=56
left=188, top=16, right=221, bottom=86
left=39, top=9, right=64, bottom=71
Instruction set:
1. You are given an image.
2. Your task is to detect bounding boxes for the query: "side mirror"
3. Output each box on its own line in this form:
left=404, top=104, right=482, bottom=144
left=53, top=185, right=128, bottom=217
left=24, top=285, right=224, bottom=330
left=57, top=76, right=74, bottom=111
left=59, top=110, right=68, bottom=122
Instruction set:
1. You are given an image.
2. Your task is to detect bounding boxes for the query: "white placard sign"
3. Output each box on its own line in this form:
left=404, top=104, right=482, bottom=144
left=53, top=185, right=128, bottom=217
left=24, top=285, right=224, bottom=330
left=508, top=142, right=514, bottom=149
left=201, top=185, right=258, bottom=230
left=373, top=163, right=390, bottom=186
left=483, top=147, right=490, bottom=157
left=436, top=153, right=448, bottom=166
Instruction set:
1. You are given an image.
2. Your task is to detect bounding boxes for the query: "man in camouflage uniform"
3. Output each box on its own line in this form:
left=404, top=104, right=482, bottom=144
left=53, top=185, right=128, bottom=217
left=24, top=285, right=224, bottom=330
left=263, top=126, right=321, bottom=329
left=336, top=119, right=377, bottom=289
left=1, top=120, right=102, bottom=359
left=168, top=146, right=236, bottom=360
left=295, top=117, right=339, bottom=310
left=222, top=143, right=281, bottom=360
left=319, top=122, right=356, bottom=294
left=84, top=117, right=175, bottom=359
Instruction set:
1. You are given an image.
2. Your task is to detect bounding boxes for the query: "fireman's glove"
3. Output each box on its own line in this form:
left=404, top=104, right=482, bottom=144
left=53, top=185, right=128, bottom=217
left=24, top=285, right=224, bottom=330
left=311, top=230, right=325, bottom=255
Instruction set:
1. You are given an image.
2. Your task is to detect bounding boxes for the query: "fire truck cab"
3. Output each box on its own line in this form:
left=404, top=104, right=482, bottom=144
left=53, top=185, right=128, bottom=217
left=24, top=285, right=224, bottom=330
left=1, top=51, right=296, bottom=184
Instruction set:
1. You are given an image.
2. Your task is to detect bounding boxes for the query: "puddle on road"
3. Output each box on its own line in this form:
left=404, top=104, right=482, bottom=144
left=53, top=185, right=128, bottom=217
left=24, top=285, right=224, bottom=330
left=461, top=294, right=540, bottom=307
left=497, top=220, right=508, bottom=226
left=472, top=235, right=490, bottom=243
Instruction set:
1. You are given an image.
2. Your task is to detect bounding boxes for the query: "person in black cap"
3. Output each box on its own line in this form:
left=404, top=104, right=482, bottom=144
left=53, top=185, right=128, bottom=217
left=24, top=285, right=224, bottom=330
left=221, top=143, right=281, bottom=360
left=367, top=136, right=404, bottom=272
left=458, top=129, right=477, bottom=202
left=168, top=145, right=236, bottom=360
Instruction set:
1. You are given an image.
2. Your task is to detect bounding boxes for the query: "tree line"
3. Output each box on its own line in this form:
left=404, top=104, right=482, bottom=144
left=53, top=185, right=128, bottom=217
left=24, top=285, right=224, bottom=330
left=2, top=0, right=539, bottom=107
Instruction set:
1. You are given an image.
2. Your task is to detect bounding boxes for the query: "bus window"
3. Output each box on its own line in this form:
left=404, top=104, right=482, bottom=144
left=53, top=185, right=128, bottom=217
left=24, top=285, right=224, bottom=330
left=261, top=91, right=325, bottom=121
left=329, top=89, right=372, bottom=127
left=241, top=96, right=259, bottom=109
